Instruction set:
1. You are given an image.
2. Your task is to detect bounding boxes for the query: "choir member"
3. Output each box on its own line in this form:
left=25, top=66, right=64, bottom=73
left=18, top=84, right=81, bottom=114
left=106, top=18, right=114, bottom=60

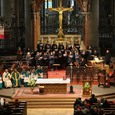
left=42, top=52, right=49, bottom=66
left=74, top=40, right=80, bottom=54
left=52, top=41, right=58, bottom=51
left=44, top=41, right=51, bottom=52
left=67, top=51, right=75, bottom=66
left=37, top=40, right=44, bottom=52
left=35, top=52, right=43, bottom=66
left=58, top=42, right=64, bottom=52
left=49, top=51, right=55, bottom=70
left=66, top=42, right=72, bottom=51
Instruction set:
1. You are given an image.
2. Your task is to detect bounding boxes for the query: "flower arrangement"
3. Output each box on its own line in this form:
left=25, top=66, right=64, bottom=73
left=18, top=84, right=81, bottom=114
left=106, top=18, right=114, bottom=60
left=84, top=82, right=90, bottom=91
left=28, top=78, right=36, bottom=87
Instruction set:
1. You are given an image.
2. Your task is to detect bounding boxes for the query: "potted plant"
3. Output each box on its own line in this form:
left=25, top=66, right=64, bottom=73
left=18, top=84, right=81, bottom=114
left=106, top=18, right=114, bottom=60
left=84, top=82, right=90, bottom=91
left=28, top=78, right=36, bottom=93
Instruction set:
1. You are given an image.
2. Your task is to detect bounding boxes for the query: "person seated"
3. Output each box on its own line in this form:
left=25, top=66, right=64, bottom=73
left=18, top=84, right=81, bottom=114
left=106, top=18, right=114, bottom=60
left=20, top=68, right=27, bottom=85
left=14, top=99, right=20, bottom=107
left=30, top=68, right=36, bottom=78
left=79, top=57, right=87, bottom=67
left=0, top=75, right=3, bottom=89
left=11, top=68, right=21, bottom=87
left=23, top=70, right=31, bottom=87
left=74, top=98, right=83, bottom=109
left=102, top=98, right=110, bottom=108
left=89, top=94, right=97, bottom=104
left=2, top=69, right=12, bottom=88
left=35, top=65, right=43, bottom=78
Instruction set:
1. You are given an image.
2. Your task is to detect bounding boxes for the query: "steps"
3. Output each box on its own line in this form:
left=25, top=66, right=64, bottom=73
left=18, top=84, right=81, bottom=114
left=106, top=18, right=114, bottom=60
left=12, top=97, right=76, bottom=108
left=96, top=92, right=115, bottom=100
left=11, top=92, right=115, bottom=108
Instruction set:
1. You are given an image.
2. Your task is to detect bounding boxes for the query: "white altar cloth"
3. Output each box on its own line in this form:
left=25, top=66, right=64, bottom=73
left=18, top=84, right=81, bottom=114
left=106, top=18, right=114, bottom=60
left=36, top=78, right=70, bottom=84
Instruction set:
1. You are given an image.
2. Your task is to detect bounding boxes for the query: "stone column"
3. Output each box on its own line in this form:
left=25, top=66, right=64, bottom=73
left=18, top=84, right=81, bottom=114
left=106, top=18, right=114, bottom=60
left=31, top=0, right=41, bottom=51
left=33, top=12, right=37, bottom=51
left=24, top=0, right=33, bottom=49
left=112, top=0, right=115, bottom=48
left=84, top=0, right=99, bottom=49
left=1, top=0, right=12, bottom=23
left=34, top=11, right=40, bottom=51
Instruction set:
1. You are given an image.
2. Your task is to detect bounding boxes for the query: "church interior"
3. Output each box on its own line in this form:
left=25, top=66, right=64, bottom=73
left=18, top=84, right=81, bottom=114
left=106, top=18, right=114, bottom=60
left=0, top=0, right=115, bottom=115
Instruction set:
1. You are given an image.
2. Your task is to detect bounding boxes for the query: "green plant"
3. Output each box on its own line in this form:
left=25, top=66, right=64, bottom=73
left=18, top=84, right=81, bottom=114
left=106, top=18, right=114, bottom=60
left=84, top=82, right=90, bottom=91
left=28, top=78, right=36, bottom=87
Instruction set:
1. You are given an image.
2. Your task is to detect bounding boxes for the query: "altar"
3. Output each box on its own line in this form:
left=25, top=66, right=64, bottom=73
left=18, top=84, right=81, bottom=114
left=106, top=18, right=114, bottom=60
left=36, top=78, right=70, bottom=94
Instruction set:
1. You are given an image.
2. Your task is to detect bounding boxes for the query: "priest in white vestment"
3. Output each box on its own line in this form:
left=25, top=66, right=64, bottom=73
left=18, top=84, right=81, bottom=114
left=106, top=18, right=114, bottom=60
left=2, top=69, right=12, bottom=88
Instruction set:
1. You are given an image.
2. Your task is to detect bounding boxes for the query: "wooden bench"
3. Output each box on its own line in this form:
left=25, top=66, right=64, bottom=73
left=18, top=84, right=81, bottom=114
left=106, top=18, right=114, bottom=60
left=0, top=101, right=27, bottom=115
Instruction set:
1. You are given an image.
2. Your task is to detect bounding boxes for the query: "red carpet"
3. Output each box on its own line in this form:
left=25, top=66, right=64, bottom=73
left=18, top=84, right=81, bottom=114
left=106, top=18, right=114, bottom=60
left=48, top=70, right=66, bottom=78
left=48, top=70, right=98, bottom=85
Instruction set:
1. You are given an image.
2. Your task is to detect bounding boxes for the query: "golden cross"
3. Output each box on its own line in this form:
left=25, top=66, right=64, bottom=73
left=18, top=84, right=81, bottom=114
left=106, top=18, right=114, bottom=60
left=49, top=0, right=73, bottom=40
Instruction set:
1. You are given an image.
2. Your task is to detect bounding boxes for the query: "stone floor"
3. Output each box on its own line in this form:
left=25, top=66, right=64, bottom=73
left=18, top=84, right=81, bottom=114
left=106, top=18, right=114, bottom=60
left=27, top=108, right=73, bottom=115
left=0, top=85, right=115, bottom=98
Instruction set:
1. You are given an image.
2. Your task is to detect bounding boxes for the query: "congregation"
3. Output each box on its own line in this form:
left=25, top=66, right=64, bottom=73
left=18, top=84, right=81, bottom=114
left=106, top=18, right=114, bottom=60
left=73, top=94, right=115, bottom=115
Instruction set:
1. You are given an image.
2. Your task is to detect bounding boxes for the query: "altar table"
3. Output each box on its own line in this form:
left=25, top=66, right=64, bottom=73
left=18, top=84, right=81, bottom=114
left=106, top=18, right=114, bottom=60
left=36, top=78, right=70, bottom=94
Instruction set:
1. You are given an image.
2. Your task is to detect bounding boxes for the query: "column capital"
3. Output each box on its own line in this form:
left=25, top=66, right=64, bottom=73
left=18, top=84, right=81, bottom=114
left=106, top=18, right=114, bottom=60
left=31, top=0, right=36, bottom=12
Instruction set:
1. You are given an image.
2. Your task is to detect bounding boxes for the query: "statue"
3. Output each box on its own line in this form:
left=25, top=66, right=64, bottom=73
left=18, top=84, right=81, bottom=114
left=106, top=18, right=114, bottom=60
left=49, top=0, right=73, bottom=41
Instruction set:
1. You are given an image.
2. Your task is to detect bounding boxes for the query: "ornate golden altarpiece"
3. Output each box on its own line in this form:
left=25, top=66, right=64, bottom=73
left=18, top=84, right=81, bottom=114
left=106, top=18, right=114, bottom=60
left=39, top=0, right=82, bottom=48
left=40, top=34, right=81, bottom=48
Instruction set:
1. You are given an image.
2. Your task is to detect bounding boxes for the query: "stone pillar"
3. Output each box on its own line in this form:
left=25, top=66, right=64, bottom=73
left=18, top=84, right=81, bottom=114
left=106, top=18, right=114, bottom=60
left=24, top=0, right=33, bottom=49
left=1, top=0, right=12, bottom=23
left=33, top=11, right=40, bottom=51
left=34, top=11, right=40, bottom=50
left=33, top=12, right=37, bottom=51
left=84, top=0, right=99, bottom=49
left=112, top=0, right=115, bottom=48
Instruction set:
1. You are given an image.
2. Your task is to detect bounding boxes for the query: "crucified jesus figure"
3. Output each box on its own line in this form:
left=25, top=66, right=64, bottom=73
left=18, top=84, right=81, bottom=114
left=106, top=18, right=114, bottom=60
left=49, top=0, right=73, bottom=40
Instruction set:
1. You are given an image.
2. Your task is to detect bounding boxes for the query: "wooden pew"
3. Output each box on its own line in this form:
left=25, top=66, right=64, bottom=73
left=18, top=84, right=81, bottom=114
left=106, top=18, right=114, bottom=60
left=0, top=101, right=27, bottom=115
